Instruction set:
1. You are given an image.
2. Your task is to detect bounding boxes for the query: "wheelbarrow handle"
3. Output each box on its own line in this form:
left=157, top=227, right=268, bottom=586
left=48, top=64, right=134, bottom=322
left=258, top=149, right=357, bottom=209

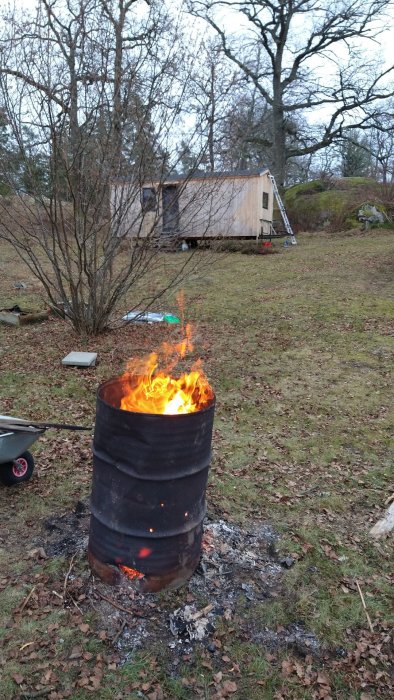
left=0, top=419, right=92, bottom=431
left=34, top=421, right=92, bottom=431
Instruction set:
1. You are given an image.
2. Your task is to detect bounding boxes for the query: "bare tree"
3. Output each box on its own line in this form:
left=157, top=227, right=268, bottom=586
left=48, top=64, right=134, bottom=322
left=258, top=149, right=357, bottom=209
left=0, top=0, right=221, bottom=335
left=174, top=37, right=242, bottom=173
left=367, top=103, right=394, bottom=182
left=190, top=39, right=241, bottom=171
left=189, top=0, right=394, bottom=186
left=216, top=46, right=273, bottom=170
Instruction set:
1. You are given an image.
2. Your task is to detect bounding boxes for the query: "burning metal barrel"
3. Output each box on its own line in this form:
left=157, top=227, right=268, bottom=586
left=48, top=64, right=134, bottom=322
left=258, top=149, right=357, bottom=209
left=88, top=339, right=215, bottom=592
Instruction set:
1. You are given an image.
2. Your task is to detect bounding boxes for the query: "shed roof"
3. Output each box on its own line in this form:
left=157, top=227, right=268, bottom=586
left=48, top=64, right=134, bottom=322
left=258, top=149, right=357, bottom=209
left=164, top=167, right=269, bottom=182
left=113, top=167, right=269, bottom=186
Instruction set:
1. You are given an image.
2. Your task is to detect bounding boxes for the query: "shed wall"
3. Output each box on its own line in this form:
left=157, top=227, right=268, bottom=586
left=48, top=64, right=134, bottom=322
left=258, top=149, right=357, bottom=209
left=112, top=171, right=273, bottom=239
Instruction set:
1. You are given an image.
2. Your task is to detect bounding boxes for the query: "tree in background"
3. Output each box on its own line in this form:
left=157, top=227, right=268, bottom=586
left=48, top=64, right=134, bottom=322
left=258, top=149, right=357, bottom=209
left=0, top=109, right=15, bottom=195
left=189, top=0, right=394, bottom=186
left=367, top=101, right=394, bottom=183
left=216, top=45, right=272, bottom=170
left=0, top=0, right=213, bottom=335
left=174, top=37, right=241, bottom=173
left=369, top=130, right=394, bottom=184
left=341, top=130, right=373, bottom=177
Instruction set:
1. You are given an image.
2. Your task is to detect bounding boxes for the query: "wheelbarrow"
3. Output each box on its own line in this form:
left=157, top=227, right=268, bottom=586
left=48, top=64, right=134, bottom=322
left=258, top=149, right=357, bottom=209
left=0, top=415, right=91, bottom=486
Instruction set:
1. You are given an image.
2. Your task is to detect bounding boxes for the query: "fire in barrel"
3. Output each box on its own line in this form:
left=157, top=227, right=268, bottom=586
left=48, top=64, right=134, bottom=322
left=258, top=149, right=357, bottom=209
left=88, top=324, right=215, bottom=592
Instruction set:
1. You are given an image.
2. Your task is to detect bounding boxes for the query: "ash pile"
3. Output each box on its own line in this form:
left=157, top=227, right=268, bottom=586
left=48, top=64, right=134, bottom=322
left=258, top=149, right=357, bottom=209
left=88, top=518, right=296, bottom=659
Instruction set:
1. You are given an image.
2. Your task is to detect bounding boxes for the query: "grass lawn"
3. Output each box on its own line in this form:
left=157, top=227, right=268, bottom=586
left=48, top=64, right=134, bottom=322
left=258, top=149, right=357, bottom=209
left=0, top=230, right=393, bottom=699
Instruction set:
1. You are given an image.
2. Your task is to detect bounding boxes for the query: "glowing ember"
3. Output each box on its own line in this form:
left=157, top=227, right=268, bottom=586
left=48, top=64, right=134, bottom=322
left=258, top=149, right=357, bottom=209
left=119, top=564, right=144, bottom=580
left=120, top=323, right=214, bottom=415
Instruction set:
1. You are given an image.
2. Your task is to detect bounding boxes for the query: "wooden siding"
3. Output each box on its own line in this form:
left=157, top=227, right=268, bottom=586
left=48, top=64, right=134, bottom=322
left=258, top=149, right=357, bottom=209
left=112, top=171, right=273, bottom=239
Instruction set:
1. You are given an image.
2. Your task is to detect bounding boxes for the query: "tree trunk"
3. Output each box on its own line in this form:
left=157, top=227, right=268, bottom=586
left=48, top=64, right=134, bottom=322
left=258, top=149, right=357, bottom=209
left=272, top=69, right=287, bottom=186
left=207, top=63, right=215, bottom=172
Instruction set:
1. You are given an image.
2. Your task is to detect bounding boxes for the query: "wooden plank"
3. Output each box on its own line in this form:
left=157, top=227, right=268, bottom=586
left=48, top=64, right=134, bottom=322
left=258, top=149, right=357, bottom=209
left=0, top=309, right=49, bottom=326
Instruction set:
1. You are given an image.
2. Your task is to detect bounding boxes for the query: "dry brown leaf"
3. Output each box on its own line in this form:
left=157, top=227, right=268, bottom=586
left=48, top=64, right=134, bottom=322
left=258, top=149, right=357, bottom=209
left=322, top=544, right=339, bottom=561
left=12, top=673, right=24, bottom=685
left=294, top=661, right=304, bottom=678
left=281, top=659, right=293, bottom=676
left=43, top=669, right=53, bottom=683
left=222, top=680, right=237, bottom=694
left=318, top=691, right=333, bottom=700
left=316, top=671, right=330, bottom=685
left=89, top=675, right=101, bottom=690
left=69, top=646, right=83, bottom=660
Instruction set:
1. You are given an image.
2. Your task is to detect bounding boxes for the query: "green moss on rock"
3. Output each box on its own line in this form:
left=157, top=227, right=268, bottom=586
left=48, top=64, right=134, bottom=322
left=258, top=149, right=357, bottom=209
left=284, top=177, right=388, bottom=232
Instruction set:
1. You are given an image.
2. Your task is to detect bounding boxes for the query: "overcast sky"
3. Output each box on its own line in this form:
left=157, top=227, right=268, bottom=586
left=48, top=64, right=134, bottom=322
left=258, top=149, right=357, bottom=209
left=1, top=0, right=392, bottom=104
left=1, top=0, right=393, bottom=66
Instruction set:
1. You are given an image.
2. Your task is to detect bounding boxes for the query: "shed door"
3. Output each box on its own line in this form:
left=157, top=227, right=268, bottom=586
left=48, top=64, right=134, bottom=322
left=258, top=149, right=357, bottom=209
left=162, top=185, right=179, bottom=235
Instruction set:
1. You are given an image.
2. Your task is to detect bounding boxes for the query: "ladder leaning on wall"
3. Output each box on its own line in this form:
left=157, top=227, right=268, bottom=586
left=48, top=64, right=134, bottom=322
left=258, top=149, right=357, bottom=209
left=268, top=173, right=297, bottom=245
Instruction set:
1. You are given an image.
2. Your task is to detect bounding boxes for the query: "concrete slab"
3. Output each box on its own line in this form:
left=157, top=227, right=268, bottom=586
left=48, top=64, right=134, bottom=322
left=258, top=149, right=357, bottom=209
left=62, top=351, right=97, bottom=367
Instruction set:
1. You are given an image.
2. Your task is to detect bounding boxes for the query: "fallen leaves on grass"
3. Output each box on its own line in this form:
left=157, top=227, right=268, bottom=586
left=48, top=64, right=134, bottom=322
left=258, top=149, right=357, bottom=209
left=3, top=568, right=121, bottom=699
left=212, top=679, right=238, bottom=699
left=334, top=623, right=393, bottom=698
left=277, top=620, right=393, bottom=699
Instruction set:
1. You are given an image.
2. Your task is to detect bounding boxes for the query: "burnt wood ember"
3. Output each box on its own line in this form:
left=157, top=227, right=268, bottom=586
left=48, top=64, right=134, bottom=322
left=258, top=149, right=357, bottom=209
left=88, top=377, right=215, bottom=592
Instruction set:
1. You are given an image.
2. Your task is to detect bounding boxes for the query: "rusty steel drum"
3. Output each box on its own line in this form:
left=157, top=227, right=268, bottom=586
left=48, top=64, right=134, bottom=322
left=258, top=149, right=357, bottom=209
left=88, top=377, right=215, bottom=592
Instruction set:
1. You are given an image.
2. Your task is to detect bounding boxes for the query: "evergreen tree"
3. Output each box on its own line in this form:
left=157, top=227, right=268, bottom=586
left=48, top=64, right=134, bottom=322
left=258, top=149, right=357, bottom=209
left=341, top=131, right=372, bottom=177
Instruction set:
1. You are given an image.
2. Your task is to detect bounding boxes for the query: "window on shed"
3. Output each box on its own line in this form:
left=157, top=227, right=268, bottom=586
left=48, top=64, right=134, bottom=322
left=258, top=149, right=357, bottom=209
left=141, top=187, right=156, bottom=212
left=262, top=192, right=269, bottom=209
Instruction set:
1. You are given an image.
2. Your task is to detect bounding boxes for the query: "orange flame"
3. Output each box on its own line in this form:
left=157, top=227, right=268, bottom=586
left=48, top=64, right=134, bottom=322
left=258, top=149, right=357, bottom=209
left=119, top=323, right=214, bottom=415
left=119, top=564, right=144, bottom=580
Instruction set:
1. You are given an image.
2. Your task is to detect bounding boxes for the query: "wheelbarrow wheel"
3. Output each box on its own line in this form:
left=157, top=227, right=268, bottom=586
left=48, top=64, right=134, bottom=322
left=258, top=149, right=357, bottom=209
left=0, top=451, right=35, bottom=486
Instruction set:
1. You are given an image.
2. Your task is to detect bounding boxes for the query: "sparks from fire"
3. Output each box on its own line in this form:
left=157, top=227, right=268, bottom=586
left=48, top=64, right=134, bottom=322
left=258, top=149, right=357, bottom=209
left=119, top=320, right=214, bottom=415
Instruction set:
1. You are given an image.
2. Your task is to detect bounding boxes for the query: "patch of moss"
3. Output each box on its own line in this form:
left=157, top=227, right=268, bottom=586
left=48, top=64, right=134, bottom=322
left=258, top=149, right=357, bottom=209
left=0, top=182, right=11, bottom=196
left=284, top=177, right=389, bottom=232
left=335, top=176, right=376, bottom=189
left=284, top=179, right=327, bottom=207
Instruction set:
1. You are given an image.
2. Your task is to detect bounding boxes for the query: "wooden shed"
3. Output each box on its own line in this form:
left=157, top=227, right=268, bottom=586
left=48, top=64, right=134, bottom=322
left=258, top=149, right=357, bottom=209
left=111, top=168, right=274, bottom=242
